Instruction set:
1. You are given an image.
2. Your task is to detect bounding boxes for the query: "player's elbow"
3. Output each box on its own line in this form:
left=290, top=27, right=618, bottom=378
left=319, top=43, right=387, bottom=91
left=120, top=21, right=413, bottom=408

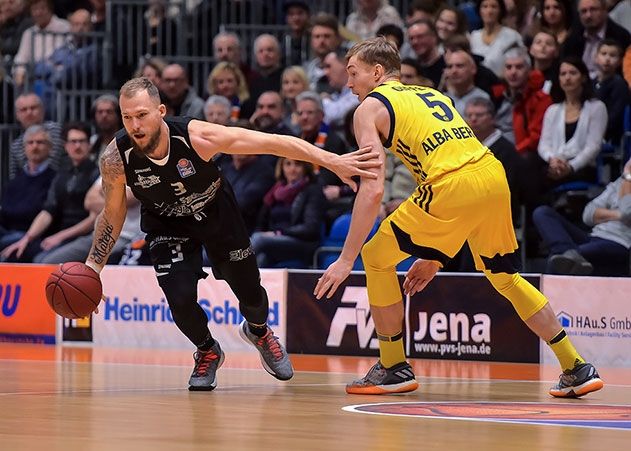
left=360, top=181, right=384, bottom=204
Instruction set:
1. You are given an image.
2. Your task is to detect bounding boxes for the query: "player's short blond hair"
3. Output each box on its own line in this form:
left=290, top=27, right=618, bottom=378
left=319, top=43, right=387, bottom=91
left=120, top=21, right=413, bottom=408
left=120, top=77, right=161, bottom=103
left=345, top=36, right=401, bottom=76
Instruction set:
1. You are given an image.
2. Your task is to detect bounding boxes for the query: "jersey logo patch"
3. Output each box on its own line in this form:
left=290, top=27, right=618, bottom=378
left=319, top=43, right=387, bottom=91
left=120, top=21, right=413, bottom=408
left=134, top=174, right=161, bottom=189
left=177, top=158, right=196, bottom=178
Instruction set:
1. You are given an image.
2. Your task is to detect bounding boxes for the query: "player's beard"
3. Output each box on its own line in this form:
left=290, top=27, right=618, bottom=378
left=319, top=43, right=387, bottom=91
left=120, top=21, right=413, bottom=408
left=131, top=127, right=161, bottom=157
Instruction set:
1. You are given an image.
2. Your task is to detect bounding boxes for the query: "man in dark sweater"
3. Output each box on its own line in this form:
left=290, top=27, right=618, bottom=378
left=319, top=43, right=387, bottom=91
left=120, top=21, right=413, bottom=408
left=465, top=97, right=522, bottom=212
left=219, top=154, right=276, bottom=234
left=0, top=125, right=56, bottom=251
left=1, top=122, right=99, bottom=262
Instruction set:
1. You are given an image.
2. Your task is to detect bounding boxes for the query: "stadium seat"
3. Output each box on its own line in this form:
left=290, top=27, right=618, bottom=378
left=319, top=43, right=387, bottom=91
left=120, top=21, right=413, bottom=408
left=312, top=213, right=380, bottom=270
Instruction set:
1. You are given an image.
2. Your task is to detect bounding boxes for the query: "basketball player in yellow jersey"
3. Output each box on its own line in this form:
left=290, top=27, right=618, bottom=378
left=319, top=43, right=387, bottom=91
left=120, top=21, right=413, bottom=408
left=314, top=37, right=603, bottom=398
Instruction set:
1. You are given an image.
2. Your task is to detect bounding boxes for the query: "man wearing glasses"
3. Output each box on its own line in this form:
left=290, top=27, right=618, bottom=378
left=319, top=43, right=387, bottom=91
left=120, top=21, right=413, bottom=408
left=8, top=92, right=64, bottom=179
left=1, top=122, right=99, bottom=263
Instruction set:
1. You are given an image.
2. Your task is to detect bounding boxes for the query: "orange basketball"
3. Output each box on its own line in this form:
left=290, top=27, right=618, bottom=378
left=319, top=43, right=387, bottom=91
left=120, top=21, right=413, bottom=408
left=45, top=262, right=102, bottom=319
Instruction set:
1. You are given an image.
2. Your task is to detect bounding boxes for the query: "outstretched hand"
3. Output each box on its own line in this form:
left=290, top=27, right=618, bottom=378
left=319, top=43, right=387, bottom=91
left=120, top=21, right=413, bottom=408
left=402, top=259, right=441, bottom=296
left=314, top=258, right=354, bottom=300
left=333, top=146, right=380, bottom=192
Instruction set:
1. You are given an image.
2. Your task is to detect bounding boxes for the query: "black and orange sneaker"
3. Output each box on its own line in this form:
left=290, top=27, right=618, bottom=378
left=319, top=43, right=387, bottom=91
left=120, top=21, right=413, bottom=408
left=346, top=361, right=419, bottom=395
left=188, top=342, right=225, bottom=391
left=549, top=362, right=604, bottom=398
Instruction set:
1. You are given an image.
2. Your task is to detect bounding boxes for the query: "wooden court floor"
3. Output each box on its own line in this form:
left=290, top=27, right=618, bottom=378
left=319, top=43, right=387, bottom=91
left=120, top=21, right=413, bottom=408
left=1, top=343, right=630, bottom=451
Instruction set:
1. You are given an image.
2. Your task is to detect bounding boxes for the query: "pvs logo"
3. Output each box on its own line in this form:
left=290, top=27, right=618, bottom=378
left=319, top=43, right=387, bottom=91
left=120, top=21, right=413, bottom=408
left=0, top=284, right=21, bottom=317
left=326, top=286, right=378, bottom=350
left=557, top=311, right=573, bottom=328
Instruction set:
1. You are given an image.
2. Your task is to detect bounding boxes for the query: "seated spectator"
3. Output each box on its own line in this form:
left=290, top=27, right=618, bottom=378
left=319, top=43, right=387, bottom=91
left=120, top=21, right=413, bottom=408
left=248, top=91, right=296, bottom=168
left=296, top=91, right=354, bottom=224
left=538, top=57, right=607, bottom=189
left=141, top=0, right=177, bottom=56
left=345, top=0, right=404, bottom=41
left=28, top=176, right=141, bottom=264
left=533, top=158, right=631, bottom=276
left=469, top=0, right=524, bottom=76
left=12, top=0, right=70, bottom=88
left=0, top=125, right=56, bottom=252
left=0, top=0, right=33, bottom=59
left=32, top=9, right=100, bottom=119
left=443, top=34, right=501, bottom=97
left=212, top=31, right=253, bottom=84
left=321, top=49, right=360, bottom=132
left=400, top=57, right=433, bottom=86
left=207, top=61, right=250, bottom=122
left=434, top=5, right=468, bottom=53
left=376, top=23, right=405, bottom=51
left=464, top=97, right=522, bottom=214
left=593, top=39, right=629, bottom=145
left=405, top=0, right=441, bottom=26
left=133, top=56, right=168, bottom=87
left=304, top=13, right=343, bottom=93
left=493, top=47, right=552, bottom=153
left=1, top=122, right=99, bottom=263
left=249, top=91, right=295, bottom=136
left=407, top=19, right=445, bottom=88
left=248, top=34, right=284, bottom=105
left=160, top=64, right=204, bottom=119
left=251, top=158, right=325, bottom=268
left=220, top=155, right=276, bottom=234
left=282, top=0, right=310, bottom=66
left=529, top=29, right=561, bottom=95
left=562, top=0, right=630, bottom=79
left=381, top=151, right=416, bottom=219
left=280, top=65, right=310, bottom=134
left=443, top=49, right=489, bottom=115
left=524, top=0, right=574, bottom=45
left=610, top=0, right=631, bottom=35
left=89, top=94, right=122, bottom=159
left=203, top=95, right=231, bottom=125
left=9, top=92, right=64, bottom=179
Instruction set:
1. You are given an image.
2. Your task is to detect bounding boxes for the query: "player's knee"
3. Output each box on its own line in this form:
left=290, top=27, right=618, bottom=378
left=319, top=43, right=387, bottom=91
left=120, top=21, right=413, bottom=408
left=157, top=272, right=199, bottom=312
left=485, top=270, right=521, bottom=294
left=361, top=239, right=386, bottom=272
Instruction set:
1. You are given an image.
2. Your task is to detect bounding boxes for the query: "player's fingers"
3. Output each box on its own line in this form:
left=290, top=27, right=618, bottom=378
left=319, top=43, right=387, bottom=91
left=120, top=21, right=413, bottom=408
left=354, top=145, right=373, bottom=156
left=403, top=277, right=412, bottom=295
left=326, top=279, right=341, bottom=299
left=355, top=168, right=379, bottom=179
left=314, top=276, right=328, bottom=299
left=343, top=177, right=358, bottom=192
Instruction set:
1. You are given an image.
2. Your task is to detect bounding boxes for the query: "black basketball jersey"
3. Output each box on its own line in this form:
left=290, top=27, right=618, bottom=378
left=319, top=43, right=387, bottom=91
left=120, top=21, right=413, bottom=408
left=115, top=116, right=222, bottom=219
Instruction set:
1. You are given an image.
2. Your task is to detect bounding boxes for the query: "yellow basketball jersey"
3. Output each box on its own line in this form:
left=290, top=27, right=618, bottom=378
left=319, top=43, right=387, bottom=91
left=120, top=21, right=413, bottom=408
left=368, top=81, right=489, bottom=185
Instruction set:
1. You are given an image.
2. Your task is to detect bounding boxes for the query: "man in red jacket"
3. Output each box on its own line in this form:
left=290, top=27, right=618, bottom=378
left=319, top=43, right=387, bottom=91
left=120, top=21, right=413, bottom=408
left=492, top=47, right=553, bottom=210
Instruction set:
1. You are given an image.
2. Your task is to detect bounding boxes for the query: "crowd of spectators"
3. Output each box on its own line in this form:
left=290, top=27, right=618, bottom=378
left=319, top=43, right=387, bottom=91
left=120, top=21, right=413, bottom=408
left=1, top=0, right=630, bottom=275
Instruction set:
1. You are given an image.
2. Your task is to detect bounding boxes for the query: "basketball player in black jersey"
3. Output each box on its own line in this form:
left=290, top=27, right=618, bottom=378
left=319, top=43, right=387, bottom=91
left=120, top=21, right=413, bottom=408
left=84, top=77, right=378, bottom=391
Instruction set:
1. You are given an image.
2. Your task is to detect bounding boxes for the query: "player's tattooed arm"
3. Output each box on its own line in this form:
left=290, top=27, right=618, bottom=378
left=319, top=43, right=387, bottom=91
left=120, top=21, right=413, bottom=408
left=85, top=140, right=128, bottom=274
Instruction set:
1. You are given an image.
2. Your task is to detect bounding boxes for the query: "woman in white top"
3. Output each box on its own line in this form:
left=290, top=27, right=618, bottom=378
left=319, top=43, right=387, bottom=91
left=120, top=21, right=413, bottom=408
left=538, top=57, right=608, bottom=187
left=469, top=0, right=524, bottom=76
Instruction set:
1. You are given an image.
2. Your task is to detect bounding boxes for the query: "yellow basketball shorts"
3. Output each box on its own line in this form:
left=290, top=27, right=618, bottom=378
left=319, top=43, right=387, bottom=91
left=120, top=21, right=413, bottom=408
left=366, top=153, right=518, bottom=272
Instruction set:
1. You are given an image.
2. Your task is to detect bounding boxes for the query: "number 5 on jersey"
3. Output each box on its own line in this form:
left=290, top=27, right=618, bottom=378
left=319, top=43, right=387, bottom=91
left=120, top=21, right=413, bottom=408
left=417, top=92, right=454, bottom=122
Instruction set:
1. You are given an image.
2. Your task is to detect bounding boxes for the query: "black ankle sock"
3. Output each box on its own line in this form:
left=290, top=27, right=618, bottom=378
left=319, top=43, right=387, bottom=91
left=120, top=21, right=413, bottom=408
left=197, top=333, right=215, bottom=351
left=248, top=322, right=268, bottom=337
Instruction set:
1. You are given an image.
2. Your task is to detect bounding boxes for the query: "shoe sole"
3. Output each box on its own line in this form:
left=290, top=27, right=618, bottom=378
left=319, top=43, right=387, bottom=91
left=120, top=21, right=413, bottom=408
left=238, top=322, right=294, bottom=381
left=549, top=377, right=604, bottom=398
left=188, top=352, right=226, bottom=392
left=345, top=380, right=419, bottom=395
